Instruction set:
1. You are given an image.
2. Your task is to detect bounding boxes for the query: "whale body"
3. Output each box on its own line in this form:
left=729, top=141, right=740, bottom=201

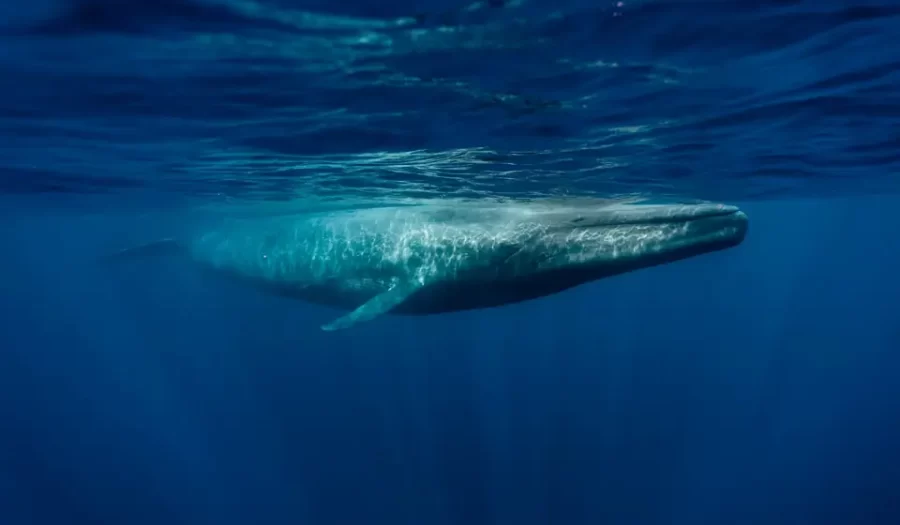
left=108, top=199, right=748, bottom=331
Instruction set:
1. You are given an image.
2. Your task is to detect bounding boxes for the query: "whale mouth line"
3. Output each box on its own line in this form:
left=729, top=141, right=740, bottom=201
left=596, top=206, right=742, bottom=227
left=631, top=210, right=737, bottom=226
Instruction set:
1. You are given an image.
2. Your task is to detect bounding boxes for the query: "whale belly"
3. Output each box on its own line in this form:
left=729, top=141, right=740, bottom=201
left=395, top=267, right=597, bottom=314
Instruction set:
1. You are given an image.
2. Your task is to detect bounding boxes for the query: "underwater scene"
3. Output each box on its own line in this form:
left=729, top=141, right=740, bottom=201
left=1, top=0, right=899, bottom=524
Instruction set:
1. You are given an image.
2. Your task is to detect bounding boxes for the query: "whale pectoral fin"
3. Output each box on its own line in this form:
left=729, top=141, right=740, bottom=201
left=321, top=281, right=419, bottom=331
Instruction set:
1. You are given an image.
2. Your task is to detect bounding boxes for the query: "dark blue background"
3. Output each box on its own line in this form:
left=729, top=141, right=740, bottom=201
left=2, top=196, right=899, bottom=525
left=2, top=0, right=900, bottom=523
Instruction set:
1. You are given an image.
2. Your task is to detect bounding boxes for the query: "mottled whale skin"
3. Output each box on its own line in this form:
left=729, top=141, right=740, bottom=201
left=109, top=199, right=748, bottom=330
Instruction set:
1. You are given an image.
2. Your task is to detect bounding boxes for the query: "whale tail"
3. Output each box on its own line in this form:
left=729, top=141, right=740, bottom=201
left=99, top=238, right=185, bottom=264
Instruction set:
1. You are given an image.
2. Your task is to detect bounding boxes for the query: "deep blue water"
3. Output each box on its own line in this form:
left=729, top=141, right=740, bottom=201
left=2, top=1, right=900, bottom=524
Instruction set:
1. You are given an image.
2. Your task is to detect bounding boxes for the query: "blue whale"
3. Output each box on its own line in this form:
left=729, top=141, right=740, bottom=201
left=107, top=199, right=748, bottom=331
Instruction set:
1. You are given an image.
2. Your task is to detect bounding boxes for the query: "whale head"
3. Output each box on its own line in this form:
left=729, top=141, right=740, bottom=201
left=531, top=201, right=748, bottom=278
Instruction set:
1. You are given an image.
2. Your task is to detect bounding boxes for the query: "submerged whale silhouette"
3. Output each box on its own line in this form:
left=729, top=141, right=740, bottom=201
left=106, top=198, right=748, bottom=331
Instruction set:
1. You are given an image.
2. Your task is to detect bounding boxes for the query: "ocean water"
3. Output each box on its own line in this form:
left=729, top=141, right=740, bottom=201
left=1, top=1, right=899, bottom=524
